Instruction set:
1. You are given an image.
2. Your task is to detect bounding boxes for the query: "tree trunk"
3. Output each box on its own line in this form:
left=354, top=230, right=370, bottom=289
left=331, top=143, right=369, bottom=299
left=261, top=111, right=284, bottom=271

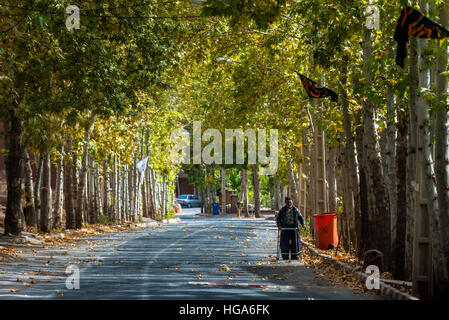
left=394, top=109, right=409, bottom=280
left=341, top=60, right=361, bottom=255
left=92, top=160, right=101, bottom=223
left=252, top=164, right=261, bottom=218
left=221, top=167, right=226, bottom=215
left=124, top=165, right=129, bottom=221
left=326, top=145, right=337, bottom=213
left=269, top=176, right=274, bottom=210
left=64, top=138, right=75, bottom=229
left=382, top=85, right=398, bottom=267
left=103, top=161, right=110, bottom=218
left=336, top=150, right=349, bottom=250
left=355, top=110, right=371, bottom=253
left=132, top=157, right=138, bottom=222
left=142, top=173, right=148, bottom=218
left=148, top=167, right=155, bottom=218
left=33, top=154, right=43, bottom=228
left=53, top=143, right=64, bottom=229
left=3, top=111, right=24, bottom=236
left=110, top=158, right=115, bottom=220
left=416, top=14, right=444, bottom=289
left=87, top=155, right=94, bottom=224
left=76, top=119, right=92, bottom=228
left=150, top=168, right=157, bottom=218
left=161, top=175, right=166, bottom=218
left=362, top=27, right=391, bottom=270
left=241, top=168, right=249, bottom=217
left=435, top=3, right=449, bottom=295
left=39, top=152, right=52, bottom=233
left=23, top=149, right=36, bottom=229
left=405, top=37, right=419, bottom=281
left=274, top=180, right=281, bottom=211
left=72, top=152, right=79, bottom=219
left=117, top=161, right=123, bottom=222
left=287, top=160, right=299, bottom=207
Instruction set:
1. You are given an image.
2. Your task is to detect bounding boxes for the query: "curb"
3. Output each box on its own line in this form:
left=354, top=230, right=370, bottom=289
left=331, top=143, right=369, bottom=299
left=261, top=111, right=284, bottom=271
left=43, top=218, right=182, bottom=239
left=301, top=240, right=419, bottom=300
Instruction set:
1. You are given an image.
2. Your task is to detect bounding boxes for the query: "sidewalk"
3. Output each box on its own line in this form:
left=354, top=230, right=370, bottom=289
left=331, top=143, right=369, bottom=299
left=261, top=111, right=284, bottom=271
left=0, top=217, right=180, bottom=262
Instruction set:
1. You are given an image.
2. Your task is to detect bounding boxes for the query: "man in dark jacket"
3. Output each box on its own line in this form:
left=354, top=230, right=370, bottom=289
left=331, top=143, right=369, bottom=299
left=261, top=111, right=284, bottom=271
left=276, top=196, right=306, bottom=260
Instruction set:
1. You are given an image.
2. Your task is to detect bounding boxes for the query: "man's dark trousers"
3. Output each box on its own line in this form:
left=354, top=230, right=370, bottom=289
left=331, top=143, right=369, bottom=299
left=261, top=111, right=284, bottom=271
left=280, top=229, right=300, bottom=260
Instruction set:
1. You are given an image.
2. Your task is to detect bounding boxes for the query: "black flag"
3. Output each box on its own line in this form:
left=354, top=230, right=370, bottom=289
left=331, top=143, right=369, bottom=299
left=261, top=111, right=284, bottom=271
left=394, top=5, right=449, bottom=67
left=296, top=72, right=338, bottom=102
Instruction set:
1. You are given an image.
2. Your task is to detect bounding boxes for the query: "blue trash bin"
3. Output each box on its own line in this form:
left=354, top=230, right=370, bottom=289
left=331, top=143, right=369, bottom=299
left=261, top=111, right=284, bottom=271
left=212, top=203, right=220, bottom=215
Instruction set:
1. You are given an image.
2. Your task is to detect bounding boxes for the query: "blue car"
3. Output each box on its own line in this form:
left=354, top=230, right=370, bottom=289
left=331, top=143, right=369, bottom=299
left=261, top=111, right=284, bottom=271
left=176, top=194, right=202, bottom=208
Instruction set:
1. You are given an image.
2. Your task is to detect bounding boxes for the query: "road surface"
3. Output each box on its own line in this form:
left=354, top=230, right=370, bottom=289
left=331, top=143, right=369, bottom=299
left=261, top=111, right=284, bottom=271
left=0, top=208, right=379, bottom=299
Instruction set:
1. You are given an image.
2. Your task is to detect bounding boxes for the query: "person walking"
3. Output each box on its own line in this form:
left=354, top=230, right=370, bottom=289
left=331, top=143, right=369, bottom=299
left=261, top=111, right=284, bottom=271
left=276, top=196, right=306, bottom=260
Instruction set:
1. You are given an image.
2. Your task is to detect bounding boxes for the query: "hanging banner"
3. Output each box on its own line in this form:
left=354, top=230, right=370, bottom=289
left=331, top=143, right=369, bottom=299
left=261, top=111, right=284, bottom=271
left=296, top=72, right=338, bottom=102
left=394, top=5, right=449, bottom=67
left=137, top=156, right=149, bottom=185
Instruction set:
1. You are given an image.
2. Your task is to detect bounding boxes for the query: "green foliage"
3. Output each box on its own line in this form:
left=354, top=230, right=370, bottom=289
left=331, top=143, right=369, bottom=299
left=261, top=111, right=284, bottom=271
left=166, top=208, right=175, bottom=220
left=97, top=214, right=114, bottom=225
left=202, top=0, right=288, bottom=29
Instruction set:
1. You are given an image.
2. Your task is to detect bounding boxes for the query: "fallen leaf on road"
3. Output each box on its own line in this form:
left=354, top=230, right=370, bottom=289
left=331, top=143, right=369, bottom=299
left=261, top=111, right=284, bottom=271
left=0, top=247, right=23, bottom=257
left=218, top=264, right=231, bottom=272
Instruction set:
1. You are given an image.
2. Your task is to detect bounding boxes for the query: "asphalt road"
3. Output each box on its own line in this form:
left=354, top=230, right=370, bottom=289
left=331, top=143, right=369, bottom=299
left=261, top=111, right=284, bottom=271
left=0, top=209, right=379, bottom=300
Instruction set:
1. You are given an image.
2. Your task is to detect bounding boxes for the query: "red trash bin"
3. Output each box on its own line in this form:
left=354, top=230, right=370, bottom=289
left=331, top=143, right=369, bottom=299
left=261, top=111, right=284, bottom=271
left=313, top=213, right=338, bottom=250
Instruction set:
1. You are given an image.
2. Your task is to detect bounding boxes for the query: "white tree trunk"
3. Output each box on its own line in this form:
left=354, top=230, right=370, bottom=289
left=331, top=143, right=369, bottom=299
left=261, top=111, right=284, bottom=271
left=33, top=154, right=43, bottom=226
left=406, top=37, right=419, bottom=281
left=435, top=3, right=449, bottom=293
left=362, top=27, right=391, bottom=269
left=39, top=152, right=52, bottom=232
left=326, top=145, right=337, bottom=213
left=53, top=144, right=64, bottom=229
left=287, top=160, right=299, bottom=207
left=416, top=16, right=443, bottom=287
left=23, top=149, right=36, bottom=229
